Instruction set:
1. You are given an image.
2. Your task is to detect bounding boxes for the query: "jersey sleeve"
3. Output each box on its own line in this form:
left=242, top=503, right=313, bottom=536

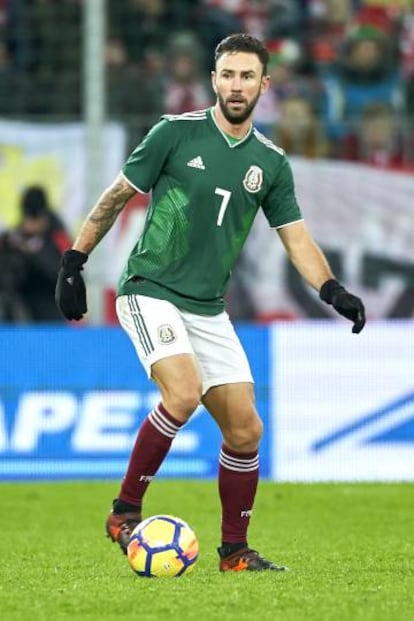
left=261, top=156, right=303, bottom=228
left=121, top=119, right=174, bottom=193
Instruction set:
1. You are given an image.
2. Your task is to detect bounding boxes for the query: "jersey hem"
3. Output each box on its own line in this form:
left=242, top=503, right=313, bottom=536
left=117, top=279, right=225, bottom=316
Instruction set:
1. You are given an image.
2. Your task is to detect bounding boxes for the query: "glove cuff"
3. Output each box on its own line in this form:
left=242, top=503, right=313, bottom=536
left=319, top=279, right=345, bottom=304
left=61, top=249, right=88, bottom=269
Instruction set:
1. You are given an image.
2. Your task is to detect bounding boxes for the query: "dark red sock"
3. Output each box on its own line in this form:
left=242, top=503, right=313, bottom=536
left=119, top=403, right=184, bottom=506
left=218, top=444, right=259, bottom=544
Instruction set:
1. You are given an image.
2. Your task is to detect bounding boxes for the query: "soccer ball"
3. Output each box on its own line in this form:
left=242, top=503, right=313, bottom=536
left=127, top=515, right=199, bottom=578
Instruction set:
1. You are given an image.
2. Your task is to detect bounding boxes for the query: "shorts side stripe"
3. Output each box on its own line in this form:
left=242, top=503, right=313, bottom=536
left=127, top=295, right=154, bottom=356
left=131, top=296, right=154, bottom=353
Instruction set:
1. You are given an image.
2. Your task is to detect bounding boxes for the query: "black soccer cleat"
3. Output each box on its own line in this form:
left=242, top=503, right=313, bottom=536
left=105, top=502, right=142, bottom=555
left=218, top=546, right=288, bottom=572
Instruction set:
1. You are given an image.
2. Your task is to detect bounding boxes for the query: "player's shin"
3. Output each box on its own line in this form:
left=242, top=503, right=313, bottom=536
left=218, top=444, right=259, bottom=547
left=118, top=402, right=185, bottom=507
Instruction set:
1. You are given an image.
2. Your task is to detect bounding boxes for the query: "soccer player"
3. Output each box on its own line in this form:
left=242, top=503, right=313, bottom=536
left=56, top=34, right=365, bottom=572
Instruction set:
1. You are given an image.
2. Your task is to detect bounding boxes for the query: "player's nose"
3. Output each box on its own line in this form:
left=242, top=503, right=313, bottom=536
left=230, top=76, right=242, bottom=91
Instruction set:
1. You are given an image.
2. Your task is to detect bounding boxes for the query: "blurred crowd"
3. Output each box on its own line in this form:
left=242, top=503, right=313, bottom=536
left=1, top=1, right=414, bottom=323
left=1, top=0, right=414, bottom=167
left=0, top=186, right=72, bottom=322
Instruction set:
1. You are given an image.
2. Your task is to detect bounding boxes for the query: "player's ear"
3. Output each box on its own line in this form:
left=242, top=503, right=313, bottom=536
left=260, top=74, right=270, bottom=95
left=211, top=71, right=217, bottom=94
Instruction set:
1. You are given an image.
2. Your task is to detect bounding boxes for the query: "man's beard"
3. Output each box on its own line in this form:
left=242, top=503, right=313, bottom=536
left=217, top=89, right=261, bottom=125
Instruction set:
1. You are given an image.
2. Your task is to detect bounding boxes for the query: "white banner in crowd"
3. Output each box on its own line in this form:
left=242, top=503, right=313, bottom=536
left=240, top=158, right=414, bottom=319
left=272, top=321, right=414, bottom=481
left=0, top=119, right=126, bottom=280
left=0, top=120, right=126, bottom=300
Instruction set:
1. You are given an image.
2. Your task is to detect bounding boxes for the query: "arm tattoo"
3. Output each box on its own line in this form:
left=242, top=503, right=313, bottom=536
left=74, top=176, right=136, bottom=253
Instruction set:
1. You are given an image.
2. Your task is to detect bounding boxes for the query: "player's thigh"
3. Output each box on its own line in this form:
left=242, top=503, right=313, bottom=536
left=116, top=293, right=202, bottom=392
left=151, top=354, right=202, bottom=418
left=202, top=382, right=263, bottom=450
left=180, top=310, right=254, bottom=396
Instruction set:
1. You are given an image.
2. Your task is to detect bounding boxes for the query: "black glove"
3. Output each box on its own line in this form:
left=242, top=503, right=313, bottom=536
left=319, top=279, right=366, bottom=334
left=55, top=249, right=88, bottom=320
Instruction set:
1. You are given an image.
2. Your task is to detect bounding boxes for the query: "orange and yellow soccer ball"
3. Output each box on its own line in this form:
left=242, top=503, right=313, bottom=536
left=127, top=515, right=199, bottom=578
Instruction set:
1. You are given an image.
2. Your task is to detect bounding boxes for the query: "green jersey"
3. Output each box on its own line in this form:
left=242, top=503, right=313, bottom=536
left=118, top=107, right=302, bottom=315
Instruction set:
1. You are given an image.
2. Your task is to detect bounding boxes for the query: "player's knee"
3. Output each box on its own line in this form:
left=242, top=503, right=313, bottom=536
left=179, top=389, right=202, bottom=416
left=162, top=384, right=202, bottom=421
left=225, top=415, right=263, bottom=452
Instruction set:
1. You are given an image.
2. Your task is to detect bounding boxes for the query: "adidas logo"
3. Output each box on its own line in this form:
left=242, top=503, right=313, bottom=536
left=187, top=156, right=205, bottom=170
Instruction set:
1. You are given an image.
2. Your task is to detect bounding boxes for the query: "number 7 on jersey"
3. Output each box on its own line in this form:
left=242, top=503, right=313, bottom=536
left=214, top=187, right=232, bottom=226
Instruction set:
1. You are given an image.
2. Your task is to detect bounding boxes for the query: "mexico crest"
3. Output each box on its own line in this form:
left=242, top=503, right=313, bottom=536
left=158, top=324, right=177, bottom=345
left=243, top=165, right=263, bottom=193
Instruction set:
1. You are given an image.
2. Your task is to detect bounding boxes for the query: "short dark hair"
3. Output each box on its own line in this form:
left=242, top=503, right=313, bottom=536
left=214, top=33, right=269, bottom=74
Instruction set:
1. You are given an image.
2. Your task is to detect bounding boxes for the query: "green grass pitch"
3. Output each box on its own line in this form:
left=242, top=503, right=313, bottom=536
left=0, top=481, right=413, bottom=621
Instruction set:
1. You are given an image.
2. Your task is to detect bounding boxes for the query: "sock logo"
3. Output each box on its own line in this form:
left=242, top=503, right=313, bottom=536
left=139, top=475, right=154, bottom=482
left=240, top=509, right=253, bottom=518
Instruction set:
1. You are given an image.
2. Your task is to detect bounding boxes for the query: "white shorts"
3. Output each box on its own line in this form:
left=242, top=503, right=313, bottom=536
left=116, top=294, right=253, bottom=395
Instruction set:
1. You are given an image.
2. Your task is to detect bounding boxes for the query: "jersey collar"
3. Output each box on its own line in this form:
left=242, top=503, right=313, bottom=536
left=209, top=107, right=253, bottom=149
